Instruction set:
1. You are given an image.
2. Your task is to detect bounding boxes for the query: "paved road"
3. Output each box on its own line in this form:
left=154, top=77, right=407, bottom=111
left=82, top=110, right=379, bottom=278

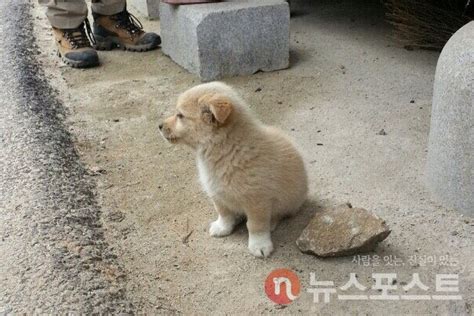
left=0, top=1, right=131, bottom=313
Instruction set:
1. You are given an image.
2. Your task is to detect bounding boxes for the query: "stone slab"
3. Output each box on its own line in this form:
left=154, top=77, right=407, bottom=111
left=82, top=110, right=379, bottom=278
left=159, top=0, right=290, bottom=81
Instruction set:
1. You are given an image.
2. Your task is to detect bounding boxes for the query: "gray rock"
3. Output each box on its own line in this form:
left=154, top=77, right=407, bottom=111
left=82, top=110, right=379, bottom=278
left=296, top=204, right=391, bottom=257
left=160, top=0, right=289, bottom=81
left=425, top=21, right=474, bottom=216
left=128, top=0, right=160, bottom=19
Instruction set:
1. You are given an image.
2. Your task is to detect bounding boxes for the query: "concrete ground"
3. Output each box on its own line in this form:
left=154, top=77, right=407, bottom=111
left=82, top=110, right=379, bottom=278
left=12, top=0, right=473, bottom=313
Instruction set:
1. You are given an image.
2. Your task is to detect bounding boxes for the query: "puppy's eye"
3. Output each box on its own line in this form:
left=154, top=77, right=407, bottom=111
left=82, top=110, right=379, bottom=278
left=177, top=113, right=184, bottom=119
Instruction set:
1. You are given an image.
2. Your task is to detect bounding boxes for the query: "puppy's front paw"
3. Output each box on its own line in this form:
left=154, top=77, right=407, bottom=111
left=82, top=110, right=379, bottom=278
left=209, top=217, right=234, bottom=237
left=248, top=233, right=274, bottom=258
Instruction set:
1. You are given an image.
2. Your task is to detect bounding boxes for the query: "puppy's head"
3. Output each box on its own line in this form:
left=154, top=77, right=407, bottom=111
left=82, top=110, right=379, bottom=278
left=159, top=82, right=239, bottom=147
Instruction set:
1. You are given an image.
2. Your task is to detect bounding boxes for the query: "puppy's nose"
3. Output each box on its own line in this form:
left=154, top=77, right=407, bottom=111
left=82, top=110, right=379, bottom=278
left=159, top=123, right=163, bottom=130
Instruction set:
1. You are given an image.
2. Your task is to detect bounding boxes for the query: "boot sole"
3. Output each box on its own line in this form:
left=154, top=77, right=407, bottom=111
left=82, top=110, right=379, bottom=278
left=93, top=34, right=160, bottom=52
left=58, top=51, right=99, bottom=69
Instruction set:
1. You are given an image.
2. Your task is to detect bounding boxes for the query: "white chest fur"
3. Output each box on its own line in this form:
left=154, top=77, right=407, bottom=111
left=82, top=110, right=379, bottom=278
left=197, top=156, right=214, bottom=196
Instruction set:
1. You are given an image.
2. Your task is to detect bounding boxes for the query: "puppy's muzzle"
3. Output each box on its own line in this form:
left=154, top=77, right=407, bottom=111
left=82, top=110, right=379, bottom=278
left=158, top=121, right=176, bottom=143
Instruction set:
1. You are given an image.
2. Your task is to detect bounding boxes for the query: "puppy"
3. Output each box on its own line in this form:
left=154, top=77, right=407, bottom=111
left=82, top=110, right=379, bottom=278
left=159, top=82, right=308, bottom=257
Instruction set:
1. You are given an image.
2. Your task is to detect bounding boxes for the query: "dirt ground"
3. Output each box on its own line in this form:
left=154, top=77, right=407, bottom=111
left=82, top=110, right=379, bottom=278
left=33, top=0, right=473, bottom=314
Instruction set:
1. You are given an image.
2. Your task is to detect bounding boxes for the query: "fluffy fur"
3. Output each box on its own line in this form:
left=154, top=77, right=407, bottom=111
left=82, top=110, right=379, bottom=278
left=159, top=82, right=308, bottom=257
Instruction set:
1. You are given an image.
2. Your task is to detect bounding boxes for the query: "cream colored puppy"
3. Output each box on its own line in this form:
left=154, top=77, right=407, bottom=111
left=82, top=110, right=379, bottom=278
left=159, top=82, right=308, bottom=257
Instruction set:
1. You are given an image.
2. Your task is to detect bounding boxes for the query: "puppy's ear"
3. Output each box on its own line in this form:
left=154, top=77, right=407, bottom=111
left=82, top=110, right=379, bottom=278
left=198, top=93, right=233, bottom=125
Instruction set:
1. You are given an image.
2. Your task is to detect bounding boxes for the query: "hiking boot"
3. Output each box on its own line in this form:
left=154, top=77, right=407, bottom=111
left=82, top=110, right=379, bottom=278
left=52, top=20, right=99, bottom=68
left=92, top=9, right=161, bottom=52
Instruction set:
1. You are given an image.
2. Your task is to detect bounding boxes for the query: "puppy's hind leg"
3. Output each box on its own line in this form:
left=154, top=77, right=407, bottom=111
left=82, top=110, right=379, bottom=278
left=246, top=205, right=273, bottom=258
left=209, top=200, right=239, bottom=237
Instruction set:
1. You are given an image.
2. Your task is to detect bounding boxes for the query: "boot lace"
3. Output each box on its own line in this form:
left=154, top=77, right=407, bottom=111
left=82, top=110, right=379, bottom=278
left=63, top=19, right=96, bottom=49
left=112, top=10, right=143, bottom=37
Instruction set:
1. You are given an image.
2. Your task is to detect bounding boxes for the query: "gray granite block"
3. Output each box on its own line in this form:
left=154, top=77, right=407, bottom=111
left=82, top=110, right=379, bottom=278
left=160, top=0, right=289, bottom=81
left=425, top=21, right=474, bottom=216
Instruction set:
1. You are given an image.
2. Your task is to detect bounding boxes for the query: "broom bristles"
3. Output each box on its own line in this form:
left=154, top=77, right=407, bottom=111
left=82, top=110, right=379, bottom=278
left=384, top=0, right=473, bottom=50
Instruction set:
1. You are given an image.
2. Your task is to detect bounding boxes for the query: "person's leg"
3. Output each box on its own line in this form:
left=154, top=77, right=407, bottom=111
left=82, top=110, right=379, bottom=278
left=38, top=0, right=88, bottom=29
left=38, top=0, right=99, bottom=68
left=91, top=0, right=161, bottom=51
left=90, top=0, right=126, bottom=16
